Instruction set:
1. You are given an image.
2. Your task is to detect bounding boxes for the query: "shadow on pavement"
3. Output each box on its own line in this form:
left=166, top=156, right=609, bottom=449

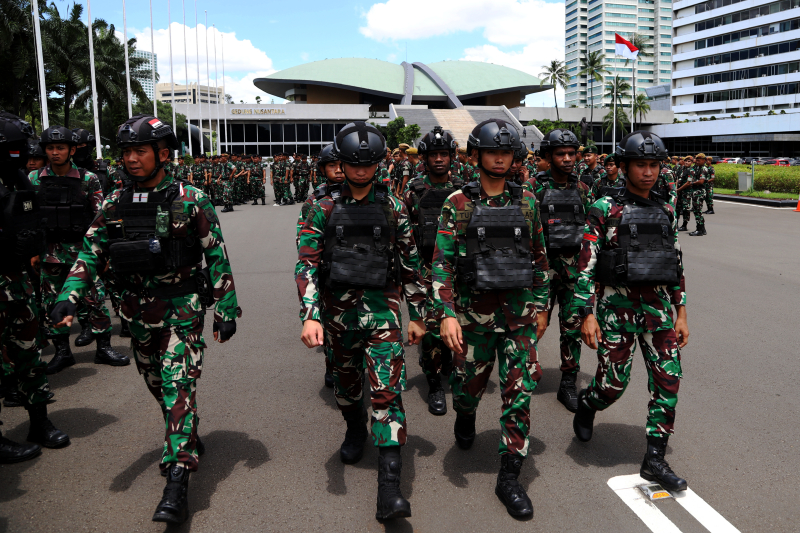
left=4, top=407, right=118, bottom=443
left=325, top=433, right=436, bottom=499
left=45, top=366, right=99, bottom=390
left=0, top=453, right=41, bottom=504
left=441, top=429, right=545, bottom=491
left=317, top=383, right=338, bottom=411
left=565, top=422, right=646, bottom=467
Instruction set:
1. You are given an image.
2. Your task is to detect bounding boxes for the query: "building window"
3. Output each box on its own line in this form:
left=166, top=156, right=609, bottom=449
left=695, top=18, right=800, bottom=52
left=695, top=0, right=800, bottom=33
left=660, top=51, right=671, bottom=56
left=609, top=12, right=637, bottom=18
left=607, top=21, right=636, bottom=27
left=694, top=38, right=800, bottom=68
left=588, top=14, right=602, bottom=22
left=692, top=82, right=799, bottom=104
left=694, top=61, right=800, bottom=86
left=588, top=5, right=601, bottom=13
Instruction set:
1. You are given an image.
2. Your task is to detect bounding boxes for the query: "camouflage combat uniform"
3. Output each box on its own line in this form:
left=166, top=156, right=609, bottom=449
left=293, top=160, right=312, bottom=203
left=703, top=163, right=714, bottom=210
left=572, top=189, right=685, bottom=437
left=431, top=178, right=550, bottom=457
left=272, top=160, right=288, bottom=204
left=675, top=164, right=691, bottom=222
left=295, top=183, right=426, bottom=448
left=686, top=164, right=707, bottom=227
left=657, top=164, right=678, bottom=210
left=56, top=169, right=238, bottom=472
left=251, top=159, right=266, bottom=201
left=592, top=174, right=627, bottom=199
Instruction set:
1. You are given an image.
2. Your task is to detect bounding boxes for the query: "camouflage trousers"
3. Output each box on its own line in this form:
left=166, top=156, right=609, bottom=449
left=0, top=297, right=50, bottom=407
left=221, top=181, right=232, bottom=204
left=272, top=181, right=288, bottom=203
left=325, top=327, right=407, bottom=448
left=449, top=323, right=541, bottom=457
left=42, top=263, right=111, bottom=337
left=129, top=317, right=205, bottom=472
left=691, top=187, right=706, bottom=226
left=293, top=177, right=309, bottom=202
left=547, top=273, right=583, bottom=374
left=704, top=182, right=714, bottom=209
left=585, top=327, right=682, bottom=438
left=250, top=179, right=265, bottom=199
left=677, top=191, right=691, bottom=220
left=419, top=323, right=452, bottom=378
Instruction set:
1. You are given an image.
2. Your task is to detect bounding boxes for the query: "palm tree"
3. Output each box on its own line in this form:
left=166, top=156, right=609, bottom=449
left=603, top=107, right=630, bottom=137
left=624, top=33, right=653, bottom=129
left=579, top=51, right=610, bottom=136
left=633, top=93, right=651, bottom=124
left=538, top=59, right=570, bottom=121
left=605, top=75, right=631, bottom=107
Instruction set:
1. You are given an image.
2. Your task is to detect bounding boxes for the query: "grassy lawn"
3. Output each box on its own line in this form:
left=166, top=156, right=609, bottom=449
left=715, top=188, right=799, bottom=200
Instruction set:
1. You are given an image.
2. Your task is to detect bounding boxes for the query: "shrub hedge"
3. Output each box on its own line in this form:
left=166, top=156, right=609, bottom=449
left=712, top=164, right=800, bottom=193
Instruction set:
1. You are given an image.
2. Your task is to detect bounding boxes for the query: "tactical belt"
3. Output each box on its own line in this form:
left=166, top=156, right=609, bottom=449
left=122, top=278, right=198, bottom=299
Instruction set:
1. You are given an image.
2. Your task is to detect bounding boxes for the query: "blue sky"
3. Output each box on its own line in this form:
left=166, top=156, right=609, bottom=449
left=56, top=0, right=567, bottom=105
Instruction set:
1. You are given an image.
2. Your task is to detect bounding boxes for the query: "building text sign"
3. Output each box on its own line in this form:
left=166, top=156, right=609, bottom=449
left=231, top=108, right=286, bottom=115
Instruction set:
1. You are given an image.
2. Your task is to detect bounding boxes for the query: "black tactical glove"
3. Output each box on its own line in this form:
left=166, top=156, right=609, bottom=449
left=50, top=300, right=77, bottom=325
left=213, top=320, right=236, bottom=341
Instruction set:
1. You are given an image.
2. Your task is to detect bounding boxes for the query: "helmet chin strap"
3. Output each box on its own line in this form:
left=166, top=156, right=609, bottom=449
left=346, top=176, right=373, bottom=189
left=478, top=159, right=509, bottom=179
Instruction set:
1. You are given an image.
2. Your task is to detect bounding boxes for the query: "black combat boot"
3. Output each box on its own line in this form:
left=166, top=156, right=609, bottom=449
left=26, top=403, right=69, bottom=448
left=94, top=333, right=130, bottom=366
left=0, top=430, right=41, bottom=464
left=376, top=446, right=411, bottom=520
left=1, top=374, right=24, bottom=408
left=678, top=221, right=689, bottom=232
left=556, top=372, right=579, bottom=413
left=340, top=409, right=368, bottom=464
left=426, top=374, right=447, bottom=416
left=454, top=412, right=476, bottom=450
left=324, top=370, right=334, bottom=388
left=703, top=208, right=714, bottom=215
left=46, top=335, right=76, bottom=375
left=261, top=198, right=265, bottom=205
left=495, top=454, right=533, bottom=518
left=74, top=321, right=94, bottom=347
left=152, top=464, right=190, bottom=524
left=252, top=199, right=258, bottom=205
left=640, top=435, right=688, bottom=492
left=119, top=319, right=131, bottom=338
left=689, top=224, right=707, bottom=236
left=573, top=389, right=596, bottom=442
left=228, top=204, right=234, bottom=212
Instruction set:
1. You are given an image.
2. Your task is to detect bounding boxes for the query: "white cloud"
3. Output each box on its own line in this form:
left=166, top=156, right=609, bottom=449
left=360, top=0, right=563, bottom=47
left=131, top=22, right=276, bottom=102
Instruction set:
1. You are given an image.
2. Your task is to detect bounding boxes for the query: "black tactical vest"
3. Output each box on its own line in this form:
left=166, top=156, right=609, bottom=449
left=36, top=170, right=94, bottom=243
left=94, top=161, right=111, bottom=197
left=539, top=178, right=585, bottom=256
left=0, top=175, right=45, bottom=272
left=409, top=178, right=453, bottom=263
left=107, top=181, right=203, bottom=275
left=322, top=184, right=397, bottom=289
left=580, top=172, right=595, bottom=188
left=595, top=199, right=680, bottom=287
left=458, top=181, right=534, bottom=290
left=596, top=176, right=627, bottom=198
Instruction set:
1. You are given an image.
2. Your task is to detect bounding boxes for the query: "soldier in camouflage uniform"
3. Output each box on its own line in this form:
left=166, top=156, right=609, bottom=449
left=572, top=131, right=689, bottom=493
left=271, top=153, right=287, bottom=206
left=575, top=144, right=606, bottom=188
left=535, top=129, right=595, bottom=413
left=249, top=155, right=266, bottom=205
left=675, top=156, right=693, bottom=230
left=296, top=122, right=425, bottom=521
left=508, top=144, right=530, bottom=185
left=217, top=156, right=235, bottom=213
left=401, top=127, right=461, bottom=416
left=680, top=154, right=708, bottom=236
left=702, top=156, right=715, bottom=215
left=51, top=115, right=239, bottom=525
left=30, top=127, right=129, bottom=374
left=0, top=113, right=70, bottom=463
left=657, top=161, right=678, bottom=210
left=592, top=154, right=627, bottom=198
left=291, top=154, right=312, bottom=203
left=432, top=119, right=549, bottom=518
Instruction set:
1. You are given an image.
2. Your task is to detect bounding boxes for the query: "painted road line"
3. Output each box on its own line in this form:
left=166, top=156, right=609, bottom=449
left=608, top=474, right=682, bottom=533
left=714, top=200, right=789, bottom=210
left=608, top=474, right=742, bottom=533
left=674, top=489, right=741, bottom=533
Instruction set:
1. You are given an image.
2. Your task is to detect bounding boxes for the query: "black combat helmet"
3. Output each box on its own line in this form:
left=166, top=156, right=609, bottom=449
left=27, top=139, right=46, bottom=159
left=0, top=112, right=35, bottom=164
left=333, top=121, right=386, bottom=165
left=539, top=128, right=580, bottom=152
left=615, top=131, right=668, bottom=161
left=466, top=119, right=520, bottom=178
left=514, top=143, right=528, bottom=161
left=116, top=114, right=180, bottom=182
left=317, top=143, right=338, bottom=171
left=72, top=128, right=95, bottom=167
left=418, top=126, right=456, bottom=155
left=39, top=125, right=79, bottom=148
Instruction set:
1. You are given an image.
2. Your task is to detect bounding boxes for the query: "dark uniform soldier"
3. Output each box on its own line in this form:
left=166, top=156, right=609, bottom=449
left=675, top=156, right=692, bottom=231
left=681, top=154, right=708, bottom=236
left=592, top=154, right=627, bottom=198
left=296, top=122, right=426, bottom=521
left=402, top=127, right=461, bottom=416
left=575, top=144, right=606, bottom=188
left=292, top=154, right=312, bottom=203
left=572, top=131, right=689, bottom=493
left=535, top=129, right=594, bottom=413
left=0, top=113, right=70, bottom=463
left=50, top=114, right=239, bottom=524
left=432, top=119, right=550, bottom=518
left=702, top=157, right=715, bottom=215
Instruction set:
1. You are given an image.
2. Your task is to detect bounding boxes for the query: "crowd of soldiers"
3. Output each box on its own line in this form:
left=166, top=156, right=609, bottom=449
left=295, top=120, right=692, bottom=521
left=0, top=112, right=238, bottom=525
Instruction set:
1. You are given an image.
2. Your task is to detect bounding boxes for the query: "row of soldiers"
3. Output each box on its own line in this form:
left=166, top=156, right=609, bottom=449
left=0, top=112, right=239, bottom=525
left=295, top=120, right=691, bottom=522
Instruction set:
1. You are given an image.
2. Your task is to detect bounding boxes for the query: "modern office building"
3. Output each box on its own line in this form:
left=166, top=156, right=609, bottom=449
left=132, top=50, right=157, bottom=104
left=156, top=83, right=224, bottom=105
left=565, top=0, right=674, bottom=108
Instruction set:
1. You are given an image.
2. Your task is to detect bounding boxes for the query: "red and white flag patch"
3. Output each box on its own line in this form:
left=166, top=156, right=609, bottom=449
left=133, top=192, right=149, bottom=202
left=148, top=118, right=164, bottom=128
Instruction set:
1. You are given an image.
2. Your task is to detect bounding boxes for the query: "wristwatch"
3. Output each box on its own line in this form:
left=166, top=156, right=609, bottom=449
left=577, top=306, right=594, bottom=318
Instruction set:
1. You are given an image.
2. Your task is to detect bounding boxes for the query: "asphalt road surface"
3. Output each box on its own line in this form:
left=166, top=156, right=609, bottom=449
left=1, top=197, right=798, bottom=533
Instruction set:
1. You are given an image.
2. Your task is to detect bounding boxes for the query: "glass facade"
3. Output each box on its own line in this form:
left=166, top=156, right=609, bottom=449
left=219, top=122, right=348, bottom=156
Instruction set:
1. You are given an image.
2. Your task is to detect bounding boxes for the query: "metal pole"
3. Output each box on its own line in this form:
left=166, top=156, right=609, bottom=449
left=195, top=0, right=203, bottom=155
left=182, top=0, right=191, bottom=155
left=122, top=0, right=132, bottom=117
left=86, top=0, right=102, bottom=159
left=31, top=0, right=49, bottom=129
left=213, top=25, right=220, bottom=155
left=632, top=58, right=637, bottom=132
left=612, top=75, right=617, bottom=149
left=222, top=34, right=227, bottom=154
left=204, top=11, right=212, bottom=155
left=150, top=0, right=157, bottom=116
left=169, top=0, right=176, bottom=153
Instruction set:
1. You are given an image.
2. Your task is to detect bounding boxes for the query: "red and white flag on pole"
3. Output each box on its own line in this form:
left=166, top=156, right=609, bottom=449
left=615, top=34, right=639, bottom=61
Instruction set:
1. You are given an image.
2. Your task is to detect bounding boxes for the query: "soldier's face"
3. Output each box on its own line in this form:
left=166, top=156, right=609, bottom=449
left=478, top=149, right=514, bottom=177
left=585, top=153, right=597, bottom=166
left=622, top=159, right=659, bottom=191
left=342, top=162, right=379, bottom=186
left=546, top=147, right=576, bottom=175
left=323, top=161, right=344, bottom=183
left=604, top=161, right=618, bottom=178
left=426, top=150, right=450, bottom=176
left=26, top=156, right=46, bottom=172
left=122, top=144, right=169, bottom=176
left=696, top=157, right=706, bottom=165
left=393, top=153, right=401, bottom=162
left=45, top=143, right=75, bottom=166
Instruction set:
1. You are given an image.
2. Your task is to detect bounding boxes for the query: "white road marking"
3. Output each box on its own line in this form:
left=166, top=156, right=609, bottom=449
left=608, top=474, right=741, bottom=533
left=714, top=199, right=795, bottom=210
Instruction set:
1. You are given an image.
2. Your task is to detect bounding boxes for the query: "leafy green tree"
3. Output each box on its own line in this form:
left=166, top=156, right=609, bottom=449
left=527, top=118, right=581, bottom=138
left=539, top=59, right=571, bottom=121
left=633, top=93, right=651, bottom=124
left=384, top=117, right=406, bottom=148
left=603, top=107, right=630, bottom=138
left=605, top=75, right=631, bottom=107
left=397, top=123, right=420, bottom=146
left=579, top=51, right=609, bottom=133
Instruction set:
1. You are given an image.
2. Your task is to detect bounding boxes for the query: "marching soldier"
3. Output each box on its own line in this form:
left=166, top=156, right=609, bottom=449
left=572, top=131, right=689, bottom=493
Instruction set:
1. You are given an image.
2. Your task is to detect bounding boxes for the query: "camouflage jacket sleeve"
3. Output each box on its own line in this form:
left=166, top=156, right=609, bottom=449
left=391, top=195, right=426, bottom=321
left=86, top=172, right=104, bottom=215
left=295, top=200, right=330, bottom=322
left=430, top=198, right=459, bottom=320
left=194, top=191, right=239, bottom=322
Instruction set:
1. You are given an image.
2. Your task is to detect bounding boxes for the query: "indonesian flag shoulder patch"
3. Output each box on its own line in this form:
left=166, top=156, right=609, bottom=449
left=148, top=118, right=164, bottom=128
left=133, top=192, right=149, bottom=202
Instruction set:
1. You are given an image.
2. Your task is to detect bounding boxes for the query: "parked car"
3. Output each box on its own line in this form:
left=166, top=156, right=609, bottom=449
left=741, top=157, right=754, bottom=164
left=789, top=159, right=800, bottom=166
left=708, top=156, right=721, bottom=164
left=755, top=158, right=774, bottom=165
left=774, top=159, right=791, bottom=166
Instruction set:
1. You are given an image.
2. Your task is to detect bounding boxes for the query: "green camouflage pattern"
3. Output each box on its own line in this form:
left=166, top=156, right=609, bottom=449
left=686, top=164, right=707, bottom=226
left=704, top=163, right=715, bottom=210
left=292, top=160, right=312, bottom=202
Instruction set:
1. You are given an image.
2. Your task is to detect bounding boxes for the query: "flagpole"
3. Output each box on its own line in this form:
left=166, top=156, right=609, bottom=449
left=182, top=0, right=191, bottom=156
left=86, top=0, right=102, bottom=159
left=122, top=0, right=132, bottom=118
left=221, top=34, right=227, bottom=154
left=168, top=0, right=177, bottom=157
left=149, top=0, right=157, bottom=117
left=31, top=0, right=49, bottom=129
left=194, top=0, right=203, bottom=155
left=204, top=11, right=213, bottom=155
left=612, top=75, right=617, bottom=149
left=213, top=25, right=220, bottom=155
left=632, top=58, right=637, bottom=132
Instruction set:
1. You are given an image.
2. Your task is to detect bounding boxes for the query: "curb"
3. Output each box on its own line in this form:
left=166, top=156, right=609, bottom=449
left=714, top=194, right=798, bottom=208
